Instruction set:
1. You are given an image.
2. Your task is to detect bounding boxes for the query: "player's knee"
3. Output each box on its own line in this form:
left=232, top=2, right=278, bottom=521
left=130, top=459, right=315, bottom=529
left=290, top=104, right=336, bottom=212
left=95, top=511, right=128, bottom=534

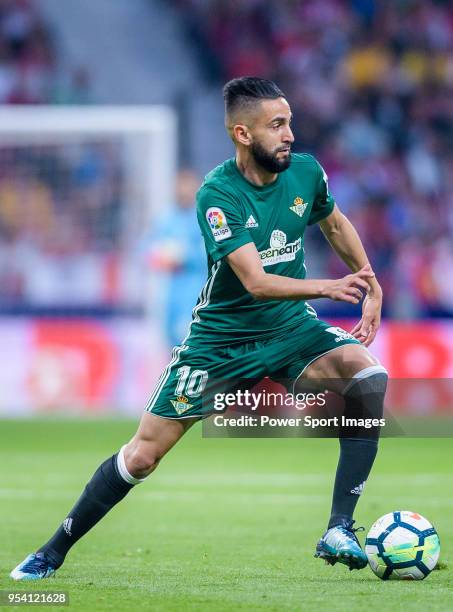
left=343, top=365, right=388, bottom=411
left=341, top=366, right=388, bottom=440
left=124, top=440, right=163, bottom=478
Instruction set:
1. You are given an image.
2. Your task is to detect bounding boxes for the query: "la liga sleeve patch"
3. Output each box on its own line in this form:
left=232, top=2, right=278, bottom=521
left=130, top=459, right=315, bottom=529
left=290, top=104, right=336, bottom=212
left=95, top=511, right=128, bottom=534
left=206, top=206, right=232, bottom=242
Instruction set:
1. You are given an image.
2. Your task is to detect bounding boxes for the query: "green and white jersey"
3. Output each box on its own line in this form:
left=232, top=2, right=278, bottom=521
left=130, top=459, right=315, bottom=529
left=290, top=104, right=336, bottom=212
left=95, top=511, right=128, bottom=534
left=185, top=153, right=335, bottom=346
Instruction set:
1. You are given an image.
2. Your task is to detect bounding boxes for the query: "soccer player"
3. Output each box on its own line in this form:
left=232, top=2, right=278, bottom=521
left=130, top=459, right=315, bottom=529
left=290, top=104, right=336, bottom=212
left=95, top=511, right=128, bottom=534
left=11, top=77, right=387, bottom=580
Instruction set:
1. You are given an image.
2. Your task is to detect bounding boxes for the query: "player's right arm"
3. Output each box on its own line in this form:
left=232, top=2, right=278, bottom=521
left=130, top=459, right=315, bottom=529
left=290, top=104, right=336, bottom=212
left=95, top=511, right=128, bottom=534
left=197, top=184, right=373, bottom=304
left=227, top=242, right=374, bottom=304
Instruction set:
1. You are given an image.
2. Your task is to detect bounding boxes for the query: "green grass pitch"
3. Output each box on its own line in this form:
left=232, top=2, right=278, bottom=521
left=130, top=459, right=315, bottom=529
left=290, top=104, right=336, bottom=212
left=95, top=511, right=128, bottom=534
left=0, top=419, right=452, bottom=611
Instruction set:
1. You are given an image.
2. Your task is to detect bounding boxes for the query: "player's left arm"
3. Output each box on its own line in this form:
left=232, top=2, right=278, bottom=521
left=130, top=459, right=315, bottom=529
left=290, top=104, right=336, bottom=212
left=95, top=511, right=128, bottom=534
left=319, top=204, right=383, bottom=346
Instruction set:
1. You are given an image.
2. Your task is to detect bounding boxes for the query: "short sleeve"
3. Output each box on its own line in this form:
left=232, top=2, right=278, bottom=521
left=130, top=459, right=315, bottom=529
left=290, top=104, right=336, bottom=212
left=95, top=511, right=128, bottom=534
left=307, top=161, right=335, bottom=225
left=196, top=186, right=252, bottom=262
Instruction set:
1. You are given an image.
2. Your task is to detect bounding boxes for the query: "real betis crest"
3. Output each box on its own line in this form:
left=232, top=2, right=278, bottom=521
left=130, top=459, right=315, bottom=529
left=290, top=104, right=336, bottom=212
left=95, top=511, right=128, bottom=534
left=170, top=395, right=194, bottom=415
left=290, top=196, right=308, bottom=217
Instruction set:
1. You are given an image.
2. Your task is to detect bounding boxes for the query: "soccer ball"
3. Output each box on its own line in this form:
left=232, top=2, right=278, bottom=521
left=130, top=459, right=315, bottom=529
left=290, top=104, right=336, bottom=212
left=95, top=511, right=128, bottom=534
left=365, top=511, right=440, bottom=580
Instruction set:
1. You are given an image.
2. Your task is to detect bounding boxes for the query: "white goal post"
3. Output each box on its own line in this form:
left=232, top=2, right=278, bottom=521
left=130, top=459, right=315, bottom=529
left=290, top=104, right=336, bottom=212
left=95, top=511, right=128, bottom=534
left=0, top=105, right=177, bottom=218
left=0, top=105, right=177, bottom=310
left=0, top=105, right=177, bottom=414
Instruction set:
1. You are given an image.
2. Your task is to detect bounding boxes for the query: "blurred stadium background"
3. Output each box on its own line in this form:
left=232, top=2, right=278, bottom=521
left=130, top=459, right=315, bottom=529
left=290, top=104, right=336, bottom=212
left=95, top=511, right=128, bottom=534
left=0, top=0, right=452, bottom=417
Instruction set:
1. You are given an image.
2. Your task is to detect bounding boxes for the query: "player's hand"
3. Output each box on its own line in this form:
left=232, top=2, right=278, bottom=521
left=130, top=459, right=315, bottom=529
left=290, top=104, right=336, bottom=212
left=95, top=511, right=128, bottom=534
left=325, top=264, right=375, bottom=304
left=350, top=289, right=382, bottom=347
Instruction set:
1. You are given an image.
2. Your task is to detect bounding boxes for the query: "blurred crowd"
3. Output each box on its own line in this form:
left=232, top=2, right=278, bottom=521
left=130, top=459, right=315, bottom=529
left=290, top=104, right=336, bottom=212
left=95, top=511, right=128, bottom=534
left=176, top=0, right=453, bottom=317
left=0, top=142, right=129, bottom=308
left=0, top=0, right=90, bottom=104
left=1, top=0, right=452, bottom=322
left=0, top=0, right=117, bottom=311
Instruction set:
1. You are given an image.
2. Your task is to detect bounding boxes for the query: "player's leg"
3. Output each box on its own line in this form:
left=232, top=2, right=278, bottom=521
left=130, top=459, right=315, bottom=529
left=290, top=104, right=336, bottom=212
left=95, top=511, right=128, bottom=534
left=10, top=411, right=197, bottom=580
left=10, top=338, right=239, bottom=581
left=296, top=342, right=388, bottom=569
left=295, top=341, right=380, bottom=382
left=123, top=411, right=197, bottom=478
left=299, top=343, right=387, bottom=527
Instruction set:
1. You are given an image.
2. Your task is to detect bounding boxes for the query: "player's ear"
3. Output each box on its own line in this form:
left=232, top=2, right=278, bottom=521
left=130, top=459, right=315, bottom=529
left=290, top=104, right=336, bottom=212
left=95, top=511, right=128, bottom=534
left=233, top=124, right=252, bottom=146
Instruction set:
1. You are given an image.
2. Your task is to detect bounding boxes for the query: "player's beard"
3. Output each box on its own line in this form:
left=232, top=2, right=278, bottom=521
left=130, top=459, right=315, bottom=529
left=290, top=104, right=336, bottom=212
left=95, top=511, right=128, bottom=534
left=250, top=140, right=291, bottom=174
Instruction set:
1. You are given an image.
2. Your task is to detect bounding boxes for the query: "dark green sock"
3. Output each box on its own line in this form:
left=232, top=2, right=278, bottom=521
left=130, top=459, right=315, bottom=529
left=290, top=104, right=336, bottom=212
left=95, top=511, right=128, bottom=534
left=328, top=369, right=387, bottom=529
left=328, top=437, right=378, bottom=529
left=38, top=454, right=134, bottom=568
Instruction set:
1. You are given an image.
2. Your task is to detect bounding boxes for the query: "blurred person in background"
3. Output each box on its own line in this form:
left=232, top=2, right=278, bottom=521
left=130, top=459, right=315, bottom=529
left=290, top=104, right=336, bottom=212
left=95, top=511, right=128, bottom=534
left=142, top=169, right=205, bottom=348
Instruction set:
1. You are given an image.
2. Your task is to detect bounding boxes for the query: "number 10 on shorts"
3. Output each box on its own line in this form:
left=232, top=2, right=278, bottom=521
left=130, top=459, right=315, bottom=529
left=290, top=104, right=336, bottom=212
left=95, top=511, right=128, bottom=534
left=175, top=366, right=208, bottom=397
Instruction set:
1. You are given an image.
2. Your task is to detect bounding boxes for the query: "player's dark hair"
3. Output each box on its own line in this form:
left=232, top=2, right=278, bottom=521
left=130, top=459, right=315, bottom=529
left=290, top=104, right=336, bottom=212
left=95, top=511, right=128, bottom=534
left=223, top=77, right=286, bottom=119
